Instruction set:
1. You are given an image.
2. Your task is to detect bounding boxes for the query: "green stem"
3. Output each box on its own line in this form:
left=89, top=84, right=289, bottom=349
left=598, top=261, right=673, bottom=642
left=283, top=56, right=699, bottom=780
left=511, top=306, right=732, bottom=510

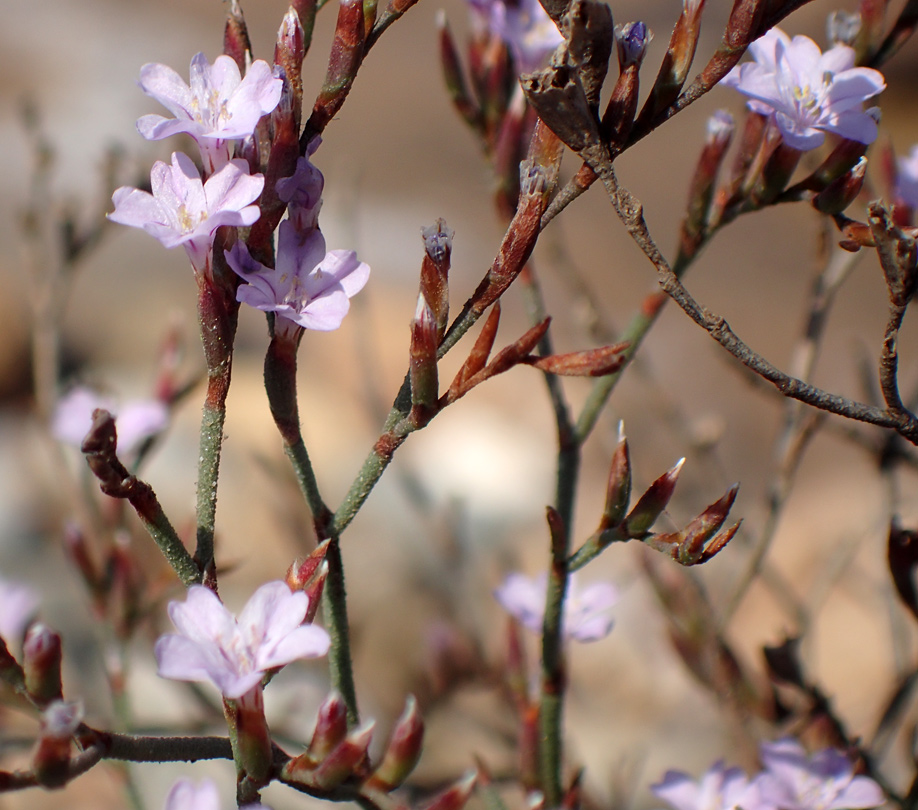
left=265, top=335, right=360, bottom=725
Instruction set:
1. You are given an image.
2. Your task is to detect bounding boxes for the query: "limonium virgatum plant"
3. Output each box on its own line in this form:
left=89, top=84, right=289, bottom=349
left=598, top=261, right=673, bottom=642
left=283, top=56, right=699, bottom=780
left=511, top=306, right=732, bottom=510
left=6, top=0, right=918, bottom=808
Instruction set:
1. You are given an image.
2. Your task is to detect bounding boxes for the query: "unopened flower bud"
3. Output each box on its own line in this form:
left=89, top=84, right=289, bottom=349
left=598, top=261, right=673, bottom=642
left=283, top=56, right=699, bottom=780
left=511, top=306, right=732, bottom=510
left=224, top=0, right=253, bottom=73
left=636, top=0, right=704, bottom=126
left=275, top=8, right=306, bottom=131
left=813, top=157, right=868, bottom=215
left=664, top=483, right=740, bottom=565
left=757, top=141, right=802, bottom=205
left=603, top=23, right=649, bottom=144
left=286, top=540, right=330, bottom=591
left=307, top=691, right=349, bottom=762
left=410, top=293, right=440, bottom=425
left=23, top=623, right=63, bottom=704
left=311, top=721, right=374, bottom=789
left=623, top=458, right=684, bottom=537
left=437, top=13, right=482, bottom=131
left=421, top=219, right=453, bottom=339
left=366, top=695, right=424, bottom=790
left=33, top=699, right=83, bottom=788
left=680, top=110, right=734, bottom=257
left=601, top=426, right=631, bottom=530
left=293, top=0, right=318, bottom=49
left=303, top=0, right=366, bottom=143
left=421, top=771, right=477, bottom=810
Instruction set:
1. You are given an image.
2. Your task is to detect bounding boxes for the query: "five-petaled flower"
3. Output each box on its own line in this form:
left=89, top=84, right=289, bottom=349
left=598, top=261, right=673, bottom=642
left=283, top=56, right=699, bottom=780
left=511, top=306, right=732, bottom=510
left=720, top=28, right=885, bottom=151
left=154, top=580, right=330, bottom=700
left=109, top=152, right=264, bottom=276
left=137, top=53, right=283, bottom=173
left=652, top=760, right=757, bottom=810
left=754, top=738, right=885, bottom=810
left=226, top=218, right=370, bottom=336
left=494, top=572, right=618, bottom=642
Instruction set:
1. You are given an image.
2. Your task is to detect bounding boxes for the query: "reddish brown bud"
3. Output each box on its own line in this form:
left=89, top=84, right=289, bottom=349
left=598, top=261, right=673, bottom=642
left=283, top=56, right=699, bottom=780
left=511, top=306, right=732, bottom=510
left=224, top=0, right=252, bottom=73
left=421, top=771, right=477, bottom=810
left=648, top=484, right=740, bottom=565
left=307, top=691, right=349, bottom=762
left=286, top=540, right=331, bottom=591
left=813, top=157, right=867, bottom=215
left=311, top=721, right=374, bottom=789
left=303, top=0, right=366, bottom=142
left=23, top=624, right=63, bottom=704
left=421, top=219, right=453, bottom=340
left=524, top=342, right=628, bottom=376
left=437, top=13, right=482, bottom=131
left=410, top=294, right=440, bottom=424
left=601, top=427, right=631, bottom=529
left=365, top=695, right=424, bottom=790
left=623, top=458, right=684, bottom=537
left=636, top=0, right=705, bottom=127
left=33, top=700, right=83, bottom=789
left=275, top=9, right=306, bottom=132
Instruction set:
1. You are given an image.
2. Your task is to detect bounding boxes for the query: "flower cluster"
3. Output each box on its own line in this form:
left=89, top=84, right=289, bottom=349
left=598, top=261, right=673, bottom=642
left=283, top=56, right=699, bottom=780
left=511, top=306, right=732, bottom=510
left=225, top=144, right=370, bottom=338
left=721, top=28, right=885, bottom=152
left=494, top=572, right=619, bottom=642
left=652, top=738, right=885, bottom=810
left=109, top=52, right=370, bottom=332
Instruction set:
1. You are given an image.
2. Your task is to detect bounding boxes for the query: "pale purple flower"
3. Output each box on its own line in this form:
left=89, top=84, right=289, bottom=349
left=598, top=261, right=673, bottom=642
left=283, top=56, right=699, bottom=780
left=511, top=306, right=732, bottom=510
left=154, top=580, right=330, bottom=700
left=52, top=386, right=169, bottom=458
left=721, top=28, right=885, bottom=151
left=164, top=777, right=270, bottom=810
left=652, top=761, right=758, bottom=810
left=137, top=53, right=283, bottom=173
left=226, top=219, right=370, bottom=335
left=468, top=0, right=563, bottom=73
left=494, top=572, right=618, bottom=642
left=754, top=738, right=885, bottom=810
left=109, top=152, right=263, bottom=275
left=895, top=145, right=918, bottom=209
left=0, top=578, right=39, bottom=644
left=276, top=154, right=325, bottom=232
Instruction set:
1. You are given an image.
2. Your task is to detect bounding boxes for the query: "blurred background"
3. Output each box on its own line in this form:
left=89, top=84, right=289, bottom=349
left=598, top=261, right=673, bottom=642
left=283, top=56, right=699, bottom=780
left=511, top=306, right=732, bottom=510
left=2, top=0, right=918, bottom=808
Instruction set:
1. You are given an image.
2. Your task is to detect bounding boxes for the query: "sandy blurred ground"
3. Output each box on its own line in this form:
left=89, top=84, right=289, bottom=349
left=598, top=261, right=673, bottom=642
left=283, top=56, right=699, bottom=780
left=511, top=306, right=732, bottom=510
left=2, top=0, right=918, bottom=808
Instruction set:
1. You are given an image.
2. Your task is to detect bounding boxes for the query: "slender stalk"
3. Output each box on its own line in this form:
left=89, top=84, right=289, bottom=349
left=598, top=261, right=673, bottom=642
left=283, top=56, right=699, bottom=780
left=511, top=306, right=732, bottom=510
left=264, top=334, right=360, bottom=725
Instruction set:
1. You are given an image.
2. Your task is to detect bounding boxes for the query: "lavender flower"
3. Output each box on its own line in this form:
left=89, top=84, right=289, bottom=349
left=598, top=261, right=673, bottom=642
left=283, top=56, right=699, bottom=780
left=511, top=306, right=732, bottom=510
left=754, top=738, right=885, bottom=810
left=652, top=761, right=757, bottom=810
left=226, top=219, right=370, bottom=336
left=164, top=777, right=269, bottom=810
left=0, top=578, right=39, bottom=644
left=896, top=144, right=918, bottom=209
left=468, top=0, right=563, bottom=73
left=154, top=580, right=330, bottom=700
left=721, top=28, right=885, bottom=151
left=109, top=152, right=263, bottom=275
left=52, top=386, right=169, bottom=458
left=137, top=53, right=283, bottom=173
left=494, top=572, right=618, bottom=642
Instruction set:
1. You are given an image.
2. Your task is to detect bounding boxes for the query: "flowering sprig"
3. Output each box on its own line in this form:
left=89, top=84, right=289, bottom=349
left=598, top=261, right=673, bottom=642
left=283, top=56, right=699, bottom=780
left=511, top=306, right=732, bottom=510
left=154, top=580, right=329, bottom=699
left=494, top=572, right=618, bottom=642
left=109, top=152, right=264, bottom=276
left=137, top=53, right=283, bottom=173
left=720, top=28, right=885, bottom=152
